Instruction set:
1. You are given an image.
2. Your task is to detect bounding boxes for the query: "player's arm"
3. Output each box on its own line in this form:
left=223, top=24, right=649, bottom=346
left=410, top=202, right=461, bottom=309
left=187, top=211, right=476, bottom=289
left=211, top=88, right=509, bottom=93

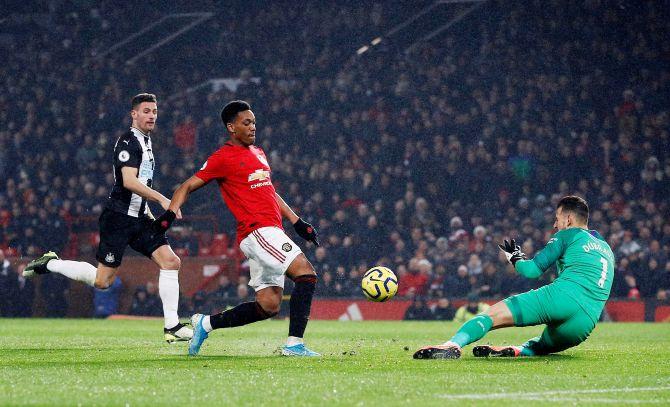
left=275, top=193, right=299, bottom=224
left=120, top=167, right=171, bottom=208
left=154, top=154, right=223, bottom=232
left=120, top=167, right=182, bottom=219
left=151, top=176, right=207, bottom=234
left=116, top=139, right=181, bottom=219
left=168, top=176, right=207, bottom=214
left=276, top=193, right=320, bottom=246
left=513, top=234, right=566, bottom=279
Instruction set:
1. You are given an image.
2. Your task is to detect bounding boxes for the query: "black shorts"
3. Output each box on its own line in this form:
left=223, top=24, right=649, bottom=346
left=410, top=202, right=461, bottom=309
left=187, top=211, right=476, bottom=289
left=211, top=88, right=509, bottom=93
left=96, top=209, right=169, bottom=267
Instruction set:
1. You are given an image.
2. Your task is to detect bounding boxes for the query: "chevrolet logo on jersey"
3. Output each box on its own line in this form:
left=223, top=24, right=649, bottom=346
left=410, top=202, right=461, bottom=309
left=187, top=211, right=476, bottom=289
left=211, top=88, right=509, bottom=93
left=248, top=169, right=270, bottom=183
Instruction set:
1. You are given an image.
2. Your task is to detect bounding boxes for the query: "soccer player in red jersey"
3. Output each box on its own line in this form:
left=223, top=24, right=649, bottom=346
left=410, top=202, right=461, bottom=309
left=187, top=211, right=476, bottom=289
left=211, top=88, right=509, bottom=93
left=155, top=100, right=321, bottom=356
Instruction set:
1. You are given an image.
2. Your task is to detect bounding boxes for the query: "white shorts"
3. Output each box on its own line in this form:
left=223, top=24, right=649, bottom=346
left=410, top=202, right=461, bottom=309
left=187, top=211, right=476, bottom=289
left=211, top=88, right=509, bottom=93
left=239, top=227, right=303, bottom=291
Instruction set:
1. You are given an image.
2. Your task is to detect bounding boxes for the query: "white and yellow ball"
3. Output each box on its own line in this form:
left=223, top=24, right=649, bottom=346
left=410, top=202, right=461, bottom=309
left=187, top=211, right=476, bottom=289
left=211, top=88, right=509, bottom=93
left=361, top=266, right=398, bottom=302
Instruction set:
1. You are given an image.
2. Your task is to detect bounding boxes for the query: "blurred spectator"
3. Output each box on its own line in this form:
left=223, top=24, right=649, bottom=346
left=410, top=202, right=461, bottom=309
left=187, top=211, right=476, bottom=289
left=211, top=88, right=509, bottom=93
left=499, top=263, right=528, bottom=296
left=236, top=283, right=254, bottom=302
left=312, top=247, right=332, bottom=274
left=443, top=265, right=472, bottom=298
left=174, top=115, right=197, bottom=152
left=0, top=249, right=19, bottom=316
left=93, top=276, right=122, bottom=318
left=478, top=262, right=503, bottom=298
left=171, top=227, right=199, bottom=257
left=191, top=290, right=209, bottom=314
left=14, top=264, right=35, bottom=317
left=454, top=293, right=490, bottom=323
left=41, top=274, right=70, bottom=317
left=209, top=274, right=237, bottom=309
left=619, top=232, right=642, bottom=257
left=316, top=271, right=337, bottom=297
left=332, top=266, right=355, bottom=297
left=624, top=275, right=641, bottom=300
left=398, top=259, right=430, bottom=297
left=0, top=0, right=668, bottom=309
left=130, top=283, right=162, bottom=316
left=431, top=298, right=456, bottom=321
left=427, top=264, right=447, bottom=298
left=466, top=254, right=483, bottom=276
left=403, top=297, right=432, bottom=321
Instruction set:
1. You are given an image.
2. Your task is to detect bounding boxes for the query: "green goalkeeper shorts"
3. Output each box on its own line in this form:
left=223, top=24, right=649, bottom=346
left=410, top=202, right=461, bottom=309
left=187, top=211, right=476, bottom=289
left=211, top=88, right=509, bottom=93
left=504, top=282, right=598, bottom=355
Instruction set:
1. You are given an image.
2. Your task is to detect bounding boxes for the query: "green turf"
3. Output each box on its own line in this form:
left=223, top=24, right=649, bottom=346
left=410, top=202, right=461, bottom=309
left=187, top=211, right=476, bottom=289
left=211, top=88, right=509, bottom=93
left=1, top=319, right=669, bottom=406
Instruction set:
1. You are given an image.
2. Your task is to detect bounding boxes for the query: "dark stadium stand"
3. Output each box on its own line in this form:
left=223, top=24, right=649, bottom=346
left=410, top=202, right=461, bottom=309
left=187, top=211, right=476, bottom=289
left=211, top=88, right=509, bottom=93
left=0, top=0, right=668, bottom=318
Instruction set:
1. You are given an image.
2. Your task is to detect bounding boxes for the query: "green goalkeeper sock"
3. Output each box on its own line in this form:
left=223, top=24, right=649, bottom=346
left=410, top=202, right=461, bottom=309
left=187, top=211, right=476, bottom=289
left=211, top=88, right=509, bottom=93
left=447, top=314, right=493, bottom=347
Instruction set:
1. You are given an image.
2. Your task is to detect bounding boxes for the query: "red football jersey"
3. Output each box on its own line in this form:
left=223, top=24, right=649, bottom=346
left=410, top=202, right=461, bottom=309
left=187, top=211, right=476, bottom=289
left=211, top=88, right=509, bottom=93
left=195, top=142, right=283, bottom=244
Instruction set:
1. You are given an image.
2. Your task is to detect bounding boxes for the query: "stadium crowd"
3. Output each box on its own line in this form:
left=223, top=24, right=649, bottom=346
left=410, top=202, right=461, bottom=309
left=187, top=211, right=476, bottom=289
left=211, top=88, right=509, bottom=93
left=1, top=0, right=669, bottom=318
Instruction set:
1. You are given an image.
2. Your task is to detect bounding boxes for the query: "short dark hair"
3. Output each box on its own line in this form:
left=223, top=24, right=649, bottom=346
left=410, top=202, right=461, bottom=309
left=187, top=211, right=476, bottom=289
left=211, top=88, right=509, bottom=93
left=220, top=100, right=251, bottom=126
left=131, top=93, right=157, bottom=110
left=557, top=195, right=589, bottom=223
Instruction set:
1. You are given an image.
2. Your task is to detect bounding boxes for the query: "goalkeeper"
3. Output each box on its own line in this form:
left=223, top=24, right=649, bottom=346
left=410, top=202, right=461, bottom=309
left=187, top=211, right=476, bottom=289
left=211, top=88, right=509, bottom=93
left=414, top=195, right=615, bottom=359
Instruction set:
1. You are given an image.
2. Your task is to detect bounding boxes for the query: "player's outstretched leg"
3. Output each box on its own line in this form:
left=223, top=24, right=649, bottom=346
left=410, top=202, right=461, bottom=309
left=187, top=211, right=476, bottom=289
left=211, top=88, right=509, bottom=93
left=414, top=300, right=514, bottom=360
left=414, top=313, right=496, bottom=360
left=23, top=251, right=60, bottom=277
left=188, top=300, right=278, bottom=356
left=23, top=252, right=98, bottom=286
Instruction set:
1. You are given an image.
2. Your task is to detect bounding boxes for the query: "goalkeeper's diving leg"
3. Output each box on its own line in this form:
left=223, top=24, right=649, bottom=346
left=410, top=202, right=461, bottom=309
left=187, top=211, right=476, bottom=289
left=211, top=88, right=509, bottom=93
left=414, top=284, right=596, bottom=359
left=473, top=310, right=595, bottom=357
left=413, top=300, right=513, bottom=359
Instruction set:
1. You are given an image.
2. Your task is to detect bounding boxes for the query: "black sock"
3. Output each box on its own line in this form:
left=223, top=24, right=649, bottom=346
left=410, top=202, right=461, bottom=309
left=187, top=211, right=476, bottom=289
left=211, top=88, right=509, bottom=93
left=289, top=274, right=317, bottom=338
left=210, top=301, right=275, bottom=330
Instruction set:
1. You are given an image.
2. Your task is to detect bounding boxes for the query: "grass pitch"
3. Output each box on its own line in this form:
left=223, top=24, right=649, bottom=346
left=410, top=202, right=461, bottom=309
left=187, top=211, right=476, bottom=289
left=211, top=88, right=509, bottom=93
left=2, top=319, right=669, bottom=406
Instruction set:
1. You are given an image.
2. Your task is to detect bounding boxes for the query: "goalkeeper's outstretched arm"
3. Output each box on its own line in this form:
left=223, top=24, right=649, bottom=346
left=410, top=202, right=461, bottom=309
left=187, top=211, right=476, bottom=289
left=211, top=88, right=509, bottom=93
left=514, top=260, right=543, bottom=279
left=514, top=233, right=566, bottom=279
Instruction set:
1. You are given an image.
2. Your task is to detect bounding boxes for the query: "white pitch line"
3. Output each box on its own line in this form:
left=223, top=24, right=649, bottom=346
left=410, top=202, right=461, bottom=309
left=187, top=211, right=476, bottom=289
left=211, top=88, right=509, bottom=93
left=496, top=396, right=666, bottom=404
left=440, top=385, right=670, bottom=401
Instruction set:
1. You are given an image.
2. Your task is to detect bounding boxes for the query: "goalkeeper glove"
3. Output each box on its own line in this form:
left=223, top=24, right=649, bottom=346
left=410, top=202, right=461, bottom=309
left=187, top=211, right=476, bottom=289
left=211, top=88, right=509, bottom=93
left=152, top=210, right=176, bottom=235
left=293, top=218, right=320, bottom=246
left=498, top=238, right=526, bottom=266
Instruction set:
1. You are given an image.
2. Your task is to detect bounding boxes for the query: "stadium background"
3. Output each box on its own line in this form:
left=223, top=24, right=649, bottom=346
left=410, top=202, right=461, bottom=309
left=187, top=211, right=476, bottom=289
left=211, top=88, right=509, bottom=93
left=1, top=0, right=668, bottom=322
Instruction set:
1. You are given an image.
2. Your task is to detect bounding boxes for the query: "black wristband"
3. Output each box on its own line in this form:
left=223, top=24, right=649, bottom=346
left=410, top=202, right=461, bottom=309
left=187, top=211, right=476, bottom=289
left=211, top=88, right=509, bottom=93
left=157, top=210, right=176, bottom=230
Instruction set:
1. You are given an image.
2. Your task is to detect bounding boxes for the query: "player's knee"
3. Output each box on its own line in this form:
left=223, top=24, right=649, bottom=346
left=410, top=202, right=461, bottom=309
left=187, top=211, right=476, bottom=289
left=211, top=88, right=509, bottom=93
left=289, top=255, right=316, bottom=278
left=256, top=298, right=281, bottom=317
left=160, top=255, right=181, bottom=270
left=259, top=302, right=280, bottom=317
left=94, top=279, right=112, bottom=290
left=487, top=301, right=515, bottom=328
left=264, top=304, right=281, bottom=317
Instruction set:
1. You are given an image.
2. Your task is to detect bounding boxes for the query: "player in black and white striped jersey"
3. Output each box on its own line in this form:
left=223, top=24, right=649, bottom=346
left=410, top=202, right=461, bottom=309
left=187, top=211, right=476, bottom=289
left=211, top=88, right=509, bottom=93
left=23, top=93, right=192, bottom=343
left=107, top=120, right=157, bottom=217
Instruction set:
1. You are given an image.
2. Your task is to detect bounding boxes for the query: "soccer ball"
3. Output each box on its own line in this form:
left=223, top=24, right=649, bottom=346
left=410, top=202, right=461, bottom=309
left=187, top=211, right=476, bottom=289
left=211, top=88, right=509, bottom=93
left=361, top=266, right=398, bottom=302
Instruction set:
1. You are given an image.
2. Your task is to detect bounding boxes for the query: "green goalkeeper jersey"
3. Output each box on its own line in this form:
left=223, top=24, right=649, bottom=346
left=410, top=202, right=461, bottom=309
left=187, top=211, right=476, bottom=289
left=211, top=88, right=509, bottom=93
left=515, top=227, right=615, bottom=320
